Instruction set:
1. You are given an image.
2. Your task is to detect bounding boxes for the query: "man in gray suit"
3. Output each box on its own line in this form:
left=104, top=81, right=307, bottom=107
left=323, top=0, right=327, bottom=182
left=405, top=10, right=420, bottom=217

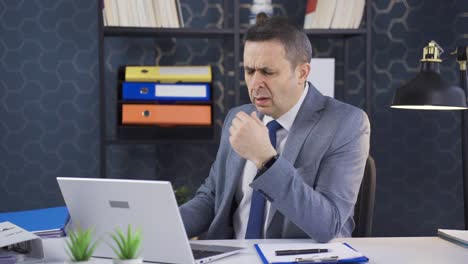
left=180, top=16, right=370, bottom=242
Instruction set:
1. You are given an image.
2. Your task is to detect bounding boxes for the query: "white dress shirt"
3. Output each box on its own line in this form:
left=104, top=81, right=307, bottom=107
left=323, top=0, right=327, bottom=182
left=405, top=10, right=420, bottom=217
left=233, top=83, right=310, bottom=239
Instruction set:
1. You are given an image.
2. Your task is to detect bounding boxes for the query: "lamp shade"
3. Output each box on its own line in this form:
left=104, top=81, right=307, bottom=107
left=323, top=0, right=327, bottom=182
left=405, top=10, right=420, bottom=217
left=392, top=61, right=467, bottom=110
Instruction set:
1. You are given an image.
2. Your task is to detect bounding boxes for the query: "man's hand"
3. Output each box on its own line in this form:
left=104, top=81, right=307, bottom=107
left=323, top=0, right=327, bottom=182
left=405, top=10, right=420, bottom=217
left=229, top=111, right=277, bottom=169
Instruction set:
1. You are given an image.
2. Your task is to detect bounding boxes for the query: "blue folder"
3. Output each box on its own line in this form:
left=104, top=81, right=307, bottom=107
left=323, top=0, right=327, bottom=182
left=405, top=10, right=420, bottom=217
left=0, top=206, right=69, bottom=233
left=254, top=243, right=369, bottom=264
left=122, top=82, right=211, bottom=101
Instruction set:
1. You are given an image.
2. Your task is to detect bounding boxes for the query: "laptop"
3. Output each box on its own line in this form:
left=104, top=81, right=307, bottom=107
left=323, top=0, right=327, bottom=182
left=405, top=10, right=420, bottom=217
left=56, top=177, right=243, bottom=264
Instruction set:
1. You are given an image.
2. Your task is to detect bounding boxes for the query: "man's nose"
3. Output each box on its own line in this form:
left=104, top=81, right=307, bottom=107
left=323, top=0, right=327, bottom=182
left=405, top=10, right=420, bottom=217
left=250, top=71, right=265, bottom=87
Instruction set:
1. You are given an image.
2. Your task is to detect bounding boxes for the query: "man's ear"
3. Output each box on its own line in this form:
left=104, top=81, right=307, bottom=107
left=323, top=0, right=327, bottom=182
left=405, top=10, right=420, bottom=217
left=296, top=62, right=310, bottom=84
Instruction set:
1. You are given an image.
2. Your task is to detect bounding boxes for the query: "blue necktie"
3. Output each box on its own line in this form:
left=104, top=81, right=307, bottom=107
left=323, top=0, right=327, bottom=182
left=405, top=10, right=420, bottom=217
left=245, top=120, right=282, bottom=239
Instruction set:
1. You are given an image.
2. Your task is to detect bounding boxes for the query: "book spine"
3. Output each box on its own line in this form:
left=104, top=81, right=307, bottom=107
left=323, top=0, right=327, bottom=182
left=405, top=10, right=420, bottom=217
left=304, top=0, right=318, bottom=29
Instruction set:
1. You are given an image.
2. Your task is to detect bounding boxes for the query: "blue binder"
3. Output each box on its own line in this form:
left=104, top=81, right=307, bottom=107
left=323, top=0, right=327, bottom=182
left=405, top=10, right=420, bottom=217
left=254, top=243, right=369, bottom=264
left=0, top=206, right=69, bottom=234
left=122, top=82, right=211, bottom=101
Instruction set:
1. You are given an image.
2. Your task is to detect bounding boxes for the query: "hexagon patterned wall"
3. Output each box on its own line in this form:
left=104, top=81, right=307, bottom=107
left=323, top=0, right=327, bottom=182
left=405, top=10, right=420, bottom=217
left=0, top=0, right=99, bottom=210
left=0, top=0, right=467, bottom=237
left=372, top=0, right=467, bottom=236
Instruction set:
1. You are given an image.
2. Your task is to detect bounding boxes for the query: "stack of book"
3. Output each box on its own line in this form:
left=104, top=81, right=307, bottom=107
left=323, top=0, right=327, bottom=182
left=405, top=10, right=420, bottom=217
left=121, top=65, right=213, bottom=127
left=304, top=0, right=366, bottom=29
left=0, top=206, right=69, bottom=238
left=102, top=0, right=183, bottom=28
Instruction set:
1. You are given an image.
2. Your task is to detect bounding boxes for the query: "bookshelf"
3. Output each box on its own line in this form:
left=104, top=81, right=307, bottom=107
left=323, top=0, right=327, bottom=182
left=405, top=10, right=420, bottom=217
left=97, top=0, right=372, bottom=178
left=104, top=27, right=235, bottom=37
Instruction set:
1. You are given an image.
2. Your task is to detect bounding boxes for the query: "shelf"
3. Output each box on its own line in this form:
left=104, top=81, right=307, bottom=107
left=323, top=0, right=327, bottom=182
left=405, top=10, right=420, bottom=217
left=239, top=28, right=366, bottom=37
left=104, top=27, right=235, bottom=38
left=116, top=125, right=215, bottom=141
left=117, top=100, right=212, bottom=105
left=105, top=138, right=217, bottom=144
left=105, top=27, right=365, bottom=38
left=304, top=28, right=367, bottom=35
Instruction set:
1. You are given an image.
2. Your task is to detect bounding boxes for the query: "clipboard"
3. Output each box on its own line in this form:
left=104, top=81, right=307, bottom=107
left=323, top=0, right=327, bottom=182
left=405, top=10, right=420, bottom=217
left=254, top=242, right=369, bottom=264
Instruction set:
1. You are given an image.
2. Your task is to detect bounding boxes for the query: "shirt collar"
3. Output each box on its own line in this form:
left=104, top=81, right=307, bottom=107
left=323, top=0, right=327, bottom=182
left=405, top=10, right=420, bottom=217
left=263, top=82, right=309, bottom=131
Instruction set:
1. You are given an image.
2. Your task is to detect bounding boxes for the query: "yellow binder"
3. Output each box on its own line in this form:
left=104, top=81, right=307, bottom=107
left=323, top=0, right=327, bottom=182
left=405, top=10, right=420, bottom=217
left=125, top=66, right=212, bottom=83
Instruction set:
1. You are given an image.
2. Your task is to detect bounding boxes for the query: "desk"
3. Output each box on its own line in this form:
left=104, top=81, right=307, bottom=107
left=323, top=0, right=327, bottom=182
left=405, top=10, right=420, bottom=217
left=43, top=237, right=467, bottom=264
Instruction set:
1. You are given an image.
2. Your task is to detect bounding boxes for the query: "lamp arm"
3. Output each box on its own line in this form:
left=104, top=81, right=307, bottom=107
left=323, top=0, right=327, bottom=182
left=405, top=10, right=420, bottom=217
left=456, top=45, right=468, bottom=229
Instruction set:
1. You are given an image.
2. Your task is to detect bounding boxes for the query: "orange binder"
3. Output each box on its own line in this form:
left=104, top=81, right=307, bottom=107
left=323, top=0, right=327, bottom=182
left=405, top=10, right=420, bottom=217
left=122, top=104, right=212, bottom=126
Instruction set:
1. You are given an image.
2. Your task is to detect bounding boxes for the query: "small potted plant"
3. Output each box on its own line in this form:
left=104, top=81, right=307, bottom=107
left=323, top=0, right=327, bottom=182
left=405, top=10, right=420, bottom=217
left=110, top=225, right=143, bottom=264
left=175, top=185, right=191, bottom=205
left=65, top=227, right=98, bottom=264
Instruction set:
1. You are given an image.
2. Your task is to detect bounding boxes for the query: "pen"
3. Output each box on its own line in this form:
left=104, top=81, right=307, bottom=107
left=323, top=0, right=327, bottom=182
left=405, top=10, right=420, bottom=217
left=275, top=248, right=329, bottom=256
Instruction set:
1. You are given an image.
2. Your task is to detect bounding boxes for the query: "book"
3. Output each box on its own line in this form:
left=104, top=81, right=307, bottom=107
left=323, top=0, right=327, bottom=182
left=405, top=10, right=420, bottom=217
left=0, top=206, right=69, bottom=238
left=144, top=0, right=157, bottom=27
left=102, top=0, right=108, bottom=26
left=438, top=229, right=468, bottom=246
left=310, top=0, right=336, bottom=29
left=167, top=0, right=179, bottom=28
left=303, top=0, right=318, bottom=29
left=125, top=66, right=212, bottom=83
left=122, top=82, right=211, bottom=101
left=352, top=0, right=366, bottom=29
left=175, top=0, right=184, bottom=27
left=107, top=0, right=120, bottom=26
left=135, top=0, right=150, bottom=27
left=115, top=0, right=129, bottom=27
left=330, top=0, right=349, bottom=29
left=122, top=104, right=212, bottom=125
left=158, top=0, right=171, bottom=27
left=254, top=242, right=368, bottom=264
left=153, top=0, right=163, bottom=27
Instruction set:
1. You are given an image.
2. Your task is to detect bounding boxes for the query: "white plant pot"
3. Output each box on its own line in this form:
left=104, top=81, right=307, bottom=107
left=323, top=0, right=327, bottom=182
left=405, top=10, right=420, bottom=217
left=112, top=258, right=143, bottom=264
left=65, top=260, right=95, bottom=264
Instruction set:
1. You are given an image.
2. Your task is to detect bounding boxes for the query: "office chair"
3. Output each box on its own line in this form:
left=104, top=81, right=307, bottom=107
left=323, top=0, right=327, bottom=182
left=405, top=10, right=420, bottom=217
left=352, top=155, right=376, bottom=237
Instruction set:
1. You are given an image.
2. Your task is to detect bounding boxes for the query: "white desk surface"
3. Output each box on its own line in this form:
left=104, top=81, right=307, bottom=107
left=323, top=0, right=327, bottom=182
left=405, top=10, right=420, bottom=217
left=43, top=236, right=468, bottom=264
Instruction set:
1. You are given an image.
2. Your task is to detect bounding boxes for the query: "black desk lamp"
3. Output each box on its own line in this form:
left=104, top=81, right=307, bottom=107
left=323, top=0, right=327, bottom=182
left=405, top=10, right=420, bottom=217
left=391, top=40, right=468, bottom=229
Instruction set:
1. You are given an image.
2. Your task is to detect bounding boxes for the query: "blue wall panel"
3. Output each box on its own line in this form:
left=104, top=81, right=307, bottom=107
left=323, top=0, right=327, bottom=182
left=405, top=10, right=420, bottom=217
left=1, top=0, right=467, bottom=236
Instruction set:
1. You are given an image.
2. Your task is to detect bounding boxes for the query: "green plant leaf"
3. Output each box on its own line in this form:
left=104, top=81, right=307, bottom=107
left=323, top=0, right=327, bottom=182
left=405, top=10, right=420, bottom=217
left=65, top=227, right=97, bottom=261
left=111, top=232, right=125, bottom=259
left=175, top=185, right=191, bottom=205
left=110, top=225, right=142, bottom=260
left=117, top=228, right=128, bottom=258
left=129, top=236, right=141, bottom=258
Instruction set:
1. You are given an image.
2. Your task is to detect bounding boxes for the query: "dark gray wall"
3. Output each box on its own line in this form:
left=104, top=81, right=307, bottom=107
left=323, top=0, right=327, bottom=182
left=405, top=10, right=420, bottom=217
left=372, top=0, right=467, bottom=235
left=0, top=0, right=467, bottom=236
left=0, top=0, right=99, bottom=210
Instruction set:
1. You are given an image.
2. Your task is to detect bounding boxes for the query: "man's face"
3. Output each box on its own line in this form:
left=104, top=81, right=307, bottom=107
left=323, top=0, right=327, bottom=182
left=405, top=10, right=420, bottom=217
left=243, top=40, right=308, bottom=119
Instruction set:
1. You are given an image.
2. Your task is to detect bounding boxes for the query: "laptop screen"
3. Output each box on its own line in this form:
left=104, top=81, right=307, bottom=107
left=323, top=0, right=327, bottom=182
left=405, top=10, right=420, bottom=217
left=57, top=177, right=195, bottom=263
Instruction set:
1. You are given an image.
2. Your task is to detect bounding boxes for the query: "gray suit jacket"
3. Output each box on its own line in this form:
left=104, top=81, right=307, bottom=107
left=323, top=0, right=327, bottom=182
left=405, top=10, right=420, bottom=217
left=180, top=84, right=370, bottom=242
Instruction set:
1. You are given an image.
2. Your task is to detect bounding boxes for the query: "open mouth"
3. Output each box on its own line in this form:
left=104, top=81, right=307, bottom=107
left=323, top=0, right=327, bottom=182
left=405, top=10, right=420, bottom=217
left=254, top=97, right=270, bottom=106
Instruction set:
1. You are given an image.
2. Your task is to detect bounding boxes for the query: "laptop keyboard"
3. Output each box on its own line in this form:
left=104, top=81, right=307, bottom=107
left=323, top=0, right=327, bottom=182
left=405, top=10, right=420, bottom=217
left=192, top=249, right=220, bottom=259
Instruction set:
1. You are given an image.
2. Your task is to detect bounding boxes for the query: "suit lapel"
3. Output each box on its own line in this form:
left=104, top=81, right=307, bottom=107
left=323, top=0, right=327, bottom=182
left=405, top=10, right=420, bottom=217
left=266, top=84, right=326, bottom=233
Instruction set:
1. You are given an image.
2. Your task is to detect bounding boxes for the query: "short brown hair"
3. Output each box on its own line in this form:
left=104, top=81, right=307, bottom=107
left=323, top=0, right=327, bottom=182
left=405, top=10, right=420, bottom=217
left=244, top=16, right=312, bottom=68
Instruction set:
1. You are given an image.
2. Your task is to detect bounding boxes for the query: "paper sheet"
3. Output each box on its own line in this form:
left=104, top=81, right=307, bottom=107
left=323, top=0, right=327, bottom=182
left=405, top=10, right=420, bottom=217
left=256, top=242, right=363, bottom=263
left=308, top=58, right=335, bottom=98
